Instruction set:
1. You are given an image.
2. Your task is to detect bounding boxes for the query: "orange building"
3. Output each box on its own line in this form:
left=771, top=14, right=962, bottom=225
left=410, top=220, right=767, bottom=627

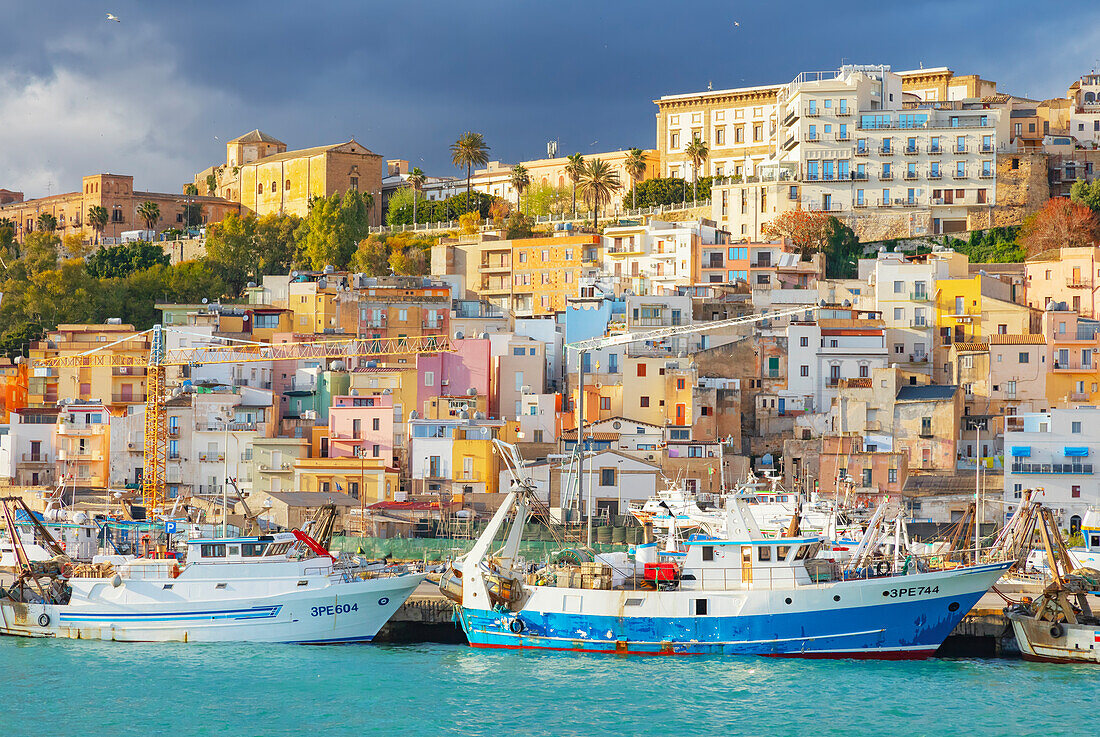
left=0, top=359, right=28, bottom=422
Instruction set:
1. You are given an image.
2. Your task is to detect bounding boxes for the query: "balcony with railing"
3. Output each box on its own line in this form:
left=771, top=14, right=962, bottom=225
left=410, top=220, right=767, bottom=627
left=928, top=171, right=942, bottom=180
left=1011, top=462, right=1093, bottom=475
left=980, top=144, right=995, bottom=154
left=805, top=107, right=820, bottom=117
left=879, top=145, right=894, bottom=156
left=928, top=145, right=942, bottom=154
left=852, top=172, right=869, bottom=181
left=954, top=144, right=968, bottom=154
left=835, top=132, right=851, bottom=142
left=836, top=107, right=851, bottom=117
left=903, top=171, right=919, bottom=181
left=978, top=169, right=994, bottom=179
left=112, top=367, right=147, bottom=377
left=854, top=146, right=869, bottom=157
left=19, top=453, right=50, bottom=464
left=1067, top=278, right=1092, bottom=288
left=898, top=199, right=920, bottom=208
left=952, top=170, right=968, bottom=179
left=903, top=144, right=920, bottom=155
left=910, top=291, right=930, bottom=301
left=826, top=377, right=841, bottom=388
left=880, top=171, right=894, bottom=181
left=1051, top=361, right=1095, bottom=372
left=111, top=393, right=148, bottom=403
left=198, top=452, right=226, bottom=462
left=806, top=133, right=820, bottom=142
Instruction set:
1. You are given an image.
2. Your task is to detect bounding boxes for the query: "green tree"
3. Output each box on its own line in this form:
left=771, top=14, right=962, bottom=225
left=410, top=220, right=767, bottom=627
left=565, top=153, right=586, bottom=218
left=167, top=260, right=226, bottom=303
left=294, top=190, right=374, bottom=270
left=203, top=212, right=259, bottom=295
left=1070, top=178, right=1100, bottom=213
left=137, top=201, right=160, bottom=232
left=0, top=321, right=44, bottom=360
left=524, top=182, right=572, bottom=217
left=505, top=212, right=534, bottom=240
left=577, top=158, right=622, bottom=229
left=822, top=217, right=863, bottom=278
left=624, top=177, right=712, bottom=208
left=0, top=218, right=16, bottom=256
left=349, top=236, right=391, bottom=275
left=183, top=183, right=199, bottom=196
left=21, top=232, right=61, bottom=275
left=36, top=212, right=58, bottom=233
left=86, top=205, right=108, bottom=245
left=385, top=188, right=493, bottom=226
left=623, top=148, right=648, bottom=210
left=388, top=245, right=429, bottom=276
left=684, top=136, right=709, bottom=202
left=86, top=241, right=171, bottom=279
left=205, top=174, right=218, bottom=195
left=509, top=164, right=530, bottom=213
left=407, top=167, right=426, bottom=227
left=450, top=131, right=490, bottom=215
left=255, top=213, right=301, bottom=275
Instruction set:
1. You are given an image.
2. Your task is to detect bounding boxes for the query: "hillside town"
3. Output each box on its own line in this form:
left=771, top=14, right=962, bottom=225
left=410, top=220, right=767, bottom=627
left=2, top=62, right=1100, bottom=541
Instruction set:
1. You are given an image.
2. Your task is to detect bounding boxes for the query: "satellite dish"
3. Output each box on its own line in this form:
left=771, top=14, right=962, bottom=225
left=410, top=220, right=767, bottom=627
left=242, top=314, right=249, bottom=321
left=246, top=281, right=257, bottom=288
left=382, top=388, right=392, bottom=395
left=467, top=387, right=478, bottom=396
left=454, top=331, right=464, bottom=340
left=459, top=410, right=470, bottom=420
left=408, top=410, right=419, bottom=420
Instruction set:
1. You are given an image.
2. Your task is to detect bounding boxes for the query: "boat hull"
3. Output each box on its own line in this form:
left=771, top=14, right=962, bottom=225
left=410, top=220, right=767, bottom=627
left=0, top=573, right=426, bottom=644
left=458, top=562, right=1010, bottom=658
left=1007, top=612, right=1100, bottom=664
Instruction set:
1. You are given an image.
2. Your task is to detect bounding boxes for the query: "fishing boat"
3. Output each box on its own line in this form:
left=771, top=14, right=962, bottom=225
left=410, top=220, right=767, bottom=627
left=0, top=497, right=425, bottom=644
left=443, top=441, right=1011, bottom=659
left=1005, top=505, right=1100, bottom=663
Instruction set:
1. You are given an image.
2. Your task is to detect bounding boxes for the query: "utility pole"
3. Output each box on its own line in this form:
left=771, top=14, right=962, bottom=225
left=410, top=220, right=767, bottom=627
left=578, top=349, right=589, bottom=548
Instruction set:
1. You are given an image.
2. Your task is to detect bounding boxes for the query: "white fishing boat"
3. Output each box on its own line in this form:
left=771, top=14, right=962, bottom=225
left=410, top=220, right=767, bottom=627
left=0, top=525, right=425, bottom=644
left=444, top=441, right=1011, bottom=659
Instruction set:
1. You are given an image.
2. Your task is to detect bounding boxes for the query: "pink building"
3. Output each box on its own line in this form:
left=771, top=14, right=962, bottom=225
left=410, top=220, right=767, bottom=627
left=328, top=394, right=394, bottom=464
left=416, top=338, right=491, bottom=417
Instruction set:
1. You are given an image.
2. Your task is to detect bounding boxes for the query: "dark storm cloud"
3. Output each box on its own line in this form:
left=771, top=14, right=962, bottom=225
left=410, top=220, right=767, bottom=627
left=1, top=0, right=1099, bottom=195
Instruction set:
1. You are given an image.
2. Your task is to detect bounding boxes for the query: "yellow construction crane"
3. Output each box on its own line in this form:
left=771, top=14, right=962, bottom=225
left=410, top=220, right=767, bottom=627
left=35, top=325, right=452, bottom=516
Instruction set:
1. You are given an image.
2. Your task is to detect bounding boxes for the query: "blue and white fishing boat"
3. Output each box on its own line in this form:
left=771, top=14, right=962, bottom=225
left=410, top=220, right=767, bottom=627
left=0, top=530, right=425, bottom=644
left=443, top=441, right=1011, bottom=659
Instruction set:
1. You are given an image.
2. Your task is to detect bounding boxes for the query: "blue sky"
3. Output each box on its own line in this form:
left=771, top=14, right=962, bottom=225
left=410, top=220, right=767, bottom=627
left=2, top=0, right=1100, bottom=196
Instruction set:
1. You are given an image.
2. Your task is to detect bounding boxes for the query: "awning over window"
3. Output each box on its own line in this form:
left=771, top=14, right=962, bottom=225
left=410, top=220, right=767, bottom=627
left=1010, top=446, right=1031, bottom=457
left=1064, top=447, right=1090, bottom=457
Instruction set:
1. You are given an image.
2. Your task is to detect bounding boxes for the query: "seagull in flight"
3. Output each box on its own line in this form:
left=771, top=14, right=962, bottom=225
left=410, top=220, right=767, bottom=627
left=106, top=13, right=121, bottom=22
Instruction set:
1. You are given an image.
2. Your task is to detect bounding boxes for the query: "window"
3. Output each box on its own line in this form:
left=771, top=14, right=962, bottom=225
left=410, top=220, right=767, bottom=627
left=1073, top=421, right=1082, bottom=434
left=1018, top=352, right=1029, bottom=364
left=640, top=396, right=650, bottom=407
left=800, top=365, right=809, bottom=377
left=893, top=280, right=904, bottom=294
left=859, top=364, right=869, bottom=378
left=888, top=468, right=897, bottom=483
left=1072, top=485, right=1081, bottom=499
left=285, top=179, right=291, bottom=191
left=921, top=417, right=932, bottom=436
left=600, top=468, right=615, bottom=486
left=637, top=363, right=646, bottom=377
left=800, top=336, right=808, bottom=347
left=600, top=397, right=611, bottom=411
left=670, top=132, right=680, bottom=149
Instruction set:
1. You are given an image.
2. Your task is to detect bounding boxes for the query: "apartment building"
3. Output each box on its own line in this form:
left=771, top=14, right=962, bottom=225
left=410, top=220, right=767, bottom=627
left=1003, top=408, right=1100, bottom=525
left=867, top=248, right=969, bottom=371
left=785, top=311, right=888, bottom=413
left=1067, top=73, right=1100, bottom=146
left=6, top=408, right=58, bottom=487
left=28, top=323, right=151, bottom=413
left=1024, top=246, right=1100, bottom=318
left=1041, top=306, right=1100, bottom=407
left=601, top=219, right=731, bottom=295
left=934, top=273, right=1037, bottom=382
left=702, top=66, right=1006, bottom=239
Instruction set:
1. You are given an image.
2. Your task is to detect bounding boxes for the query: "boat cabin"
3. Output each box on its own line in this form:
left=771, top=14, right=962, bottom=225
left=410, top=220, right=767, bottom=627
left=186, top=533, right=300, bottom=563
left=679, top=535, right=823, bottom=589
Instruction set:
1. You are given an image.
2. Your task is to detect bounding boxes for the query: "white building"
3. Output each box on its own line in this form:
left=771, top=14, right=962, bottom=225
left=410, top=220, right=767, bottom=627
left=602, top=220, right=731, bottom=296
left=865, top=247, right=970, bottom=370
left=1068, top=73, right=1100, bottom=147
left=786, top=312, right=888, bottom=413
left=1003, top=408, right=1100, bottom=527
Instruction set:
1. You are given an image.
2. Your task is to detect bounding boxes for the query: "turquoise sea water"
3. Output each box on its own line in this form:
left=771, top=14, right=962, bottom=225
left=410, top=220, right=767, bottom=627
left=0, top=639, right=1088, bottom=736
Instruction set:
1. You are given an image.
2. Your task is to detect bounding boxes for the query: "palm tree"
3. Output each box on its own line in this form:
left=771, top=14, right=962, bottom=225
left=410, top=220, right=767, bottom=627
left=450, top=132, right=490, bottom=216
left=565, top=153, right=585, bottom=218
left=577, top=159, right=622, bottom=229
left=510, top=164, right=530, bottom=214
left=623, top=148, right=647, bottom=210
left=137, top=201, right=160, bottom=233
left=36, top=212, right=57, bottom=232
left=87, top=205, right=108, bottom=245
left=407, top=167, right=426, bottom=227
left=684, top=136, right=710, bottom=202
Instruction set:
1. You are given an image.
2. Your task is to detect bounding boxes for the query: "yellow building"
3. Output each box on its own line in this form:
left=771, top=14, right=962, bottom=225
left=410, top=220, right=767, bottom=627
left=196, top=130, right=386, bottom=225
left=470, top=234, right=602, bottom=316
left=1042, top=308, right=1100, bottom=407
left=292, top=456, right=398, bottom=503
left=934, top=276, right=1037, bottom=382
left=29, top=324, right=151, bottom=413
